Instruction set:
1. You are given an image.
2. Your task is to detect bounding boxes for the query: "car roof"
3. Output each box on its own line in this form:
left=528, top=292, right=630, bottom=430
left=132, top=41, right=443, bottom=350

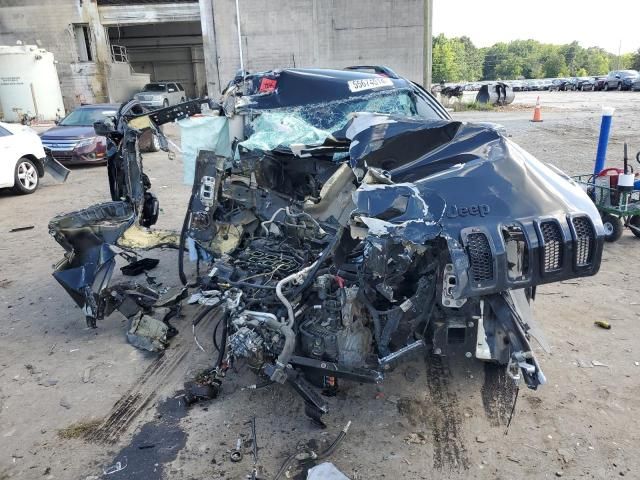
left=0, top=121, right=32, bottom=134
left=240, top=67, right=414, bottom=110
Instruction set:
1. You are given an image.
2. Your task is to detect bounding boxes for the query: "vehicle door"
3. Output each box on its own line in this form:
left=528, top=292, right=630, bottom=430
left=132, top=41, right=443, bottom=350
left=167, top=83, right=179, bottom=105
left=0, top=125, right=18, bottom=187
left=176, top=83, right=186, bottom=101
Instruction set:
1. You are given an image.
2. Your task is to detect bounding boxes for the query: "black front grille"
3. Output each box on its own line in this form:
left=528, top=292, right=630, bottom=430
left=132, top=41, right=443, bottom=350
left=466, top=232, right=493, bottom=282
left=541, top=221, right=563, bottom=271
left=51, top=152, right=73, bottom=162
left=572, top=217, right=594, bottom=266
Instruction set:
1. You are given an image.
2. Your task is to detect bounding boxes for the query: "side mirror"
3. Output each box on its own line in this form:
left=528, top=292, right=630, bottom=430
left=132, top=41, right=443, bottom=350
left=94, top=119, right=115, bottom=137
left=54, top=119, right=59, bottom=125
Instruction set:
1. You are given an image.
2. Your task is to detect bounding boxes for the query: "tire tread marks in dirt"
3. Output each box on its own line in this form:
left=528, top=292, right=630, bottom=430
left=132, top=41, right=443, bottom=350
left=425, top=354, right=470, bottom=471
left=481, top=362, right=517, bottom=426
left=84, top=346, right=189, bottom=444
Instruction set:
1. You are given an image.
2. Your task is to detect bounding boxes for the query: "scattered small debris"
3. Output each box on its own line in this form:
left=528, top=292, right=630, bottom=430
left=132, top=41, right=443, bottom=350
left=43, top=467, right=51, bottom=475
left=82, top=367, right=92, bottom=383
left=103, top=457, right=128, bottom=475
left=591, top=360, right=609, bottom=368
left=405, top=432, right=427, bottom=445
left=9, top=225, right=35, bottom=233
left=576, top=359, right=593, bottom=368
left=40, top=378, right=59, bottom=387
left=59, top=397, right=72, bottom=410
left=0, top=279, right=13, bottom=288
left=594, top=320, right=611, bottom=330
left=555, top=471, right=564, bottom=477
left=557, top=447, right=574, bottom=464
left=476, top=434, right=488, bottom=444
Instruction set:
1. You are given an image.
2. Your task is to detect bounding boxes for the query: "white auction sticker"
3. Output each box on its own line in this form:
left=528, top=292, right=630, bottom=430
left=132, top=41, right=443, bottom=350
left=347, top=77, right=394, bottom=93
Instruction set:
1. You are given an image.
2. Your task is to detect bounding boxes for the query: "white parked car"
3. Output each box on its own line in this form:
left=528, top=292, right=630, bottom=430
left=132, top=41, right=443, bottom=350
left=0, top=121, right=49, bottom=194
left=133, top=82, right=186, bottom=109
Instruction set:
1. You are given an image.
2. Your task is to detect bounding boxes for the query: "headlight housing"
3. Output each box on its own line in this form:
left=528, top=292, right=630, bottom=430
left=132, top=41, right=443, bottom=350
left=74, top=137, right=96, bottom=151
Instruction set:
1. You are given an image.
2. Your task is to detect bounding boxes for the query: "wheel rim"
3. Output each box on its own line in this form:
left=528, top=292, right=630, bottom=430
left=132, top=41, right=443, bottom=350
left=603, top=221, right=614, bottom=236
left=17, top=162, right=37, bottom=190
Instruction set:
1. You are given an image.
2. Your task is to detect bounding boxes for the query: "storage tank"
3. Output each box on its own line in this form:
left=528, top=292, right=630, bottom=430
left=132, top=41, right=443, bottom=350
left=0, top=44, right=66, bottom=122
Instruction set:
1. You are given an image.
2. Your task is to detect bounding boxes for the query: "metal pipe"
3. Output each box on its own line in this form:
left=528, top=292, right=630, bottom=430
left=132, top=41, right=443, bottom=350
left=276, top=262, right=318, bottom=328
left=594, top=106, right=615, bottom=176
left=234, top=0, right=244, bottom=74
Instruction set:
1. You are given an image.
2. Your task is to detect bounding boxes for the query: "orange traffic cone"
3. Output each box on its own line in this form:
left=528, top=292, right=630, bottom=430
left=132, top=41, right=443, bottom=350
left=531, top=96, right=543, bottom=122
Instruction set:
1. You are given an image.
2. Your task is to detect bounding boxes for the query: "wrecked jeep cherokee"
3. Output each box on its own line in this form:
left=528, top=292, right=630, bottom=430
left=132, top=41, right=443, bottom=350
left=49, top=67, right=604, bottom=423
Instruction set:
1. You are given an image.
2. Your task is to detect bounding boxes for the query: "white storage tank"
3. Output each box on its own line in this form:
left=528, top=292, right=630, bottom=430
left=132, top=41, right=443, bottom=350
left=0, top=44, right=66, bottom=123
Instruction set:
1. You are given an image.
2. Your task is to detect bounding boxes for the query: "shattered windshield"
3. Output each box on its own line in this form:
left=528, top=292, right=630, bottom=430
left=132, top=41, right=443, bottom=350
left=241, top=89, right=432, bottom=152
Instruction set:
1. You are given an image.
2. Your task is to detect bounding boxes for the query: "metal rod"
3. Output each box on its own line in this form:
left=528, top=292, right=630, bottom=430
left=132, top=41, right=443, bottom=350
left=234, top=0, right=244, bottom=73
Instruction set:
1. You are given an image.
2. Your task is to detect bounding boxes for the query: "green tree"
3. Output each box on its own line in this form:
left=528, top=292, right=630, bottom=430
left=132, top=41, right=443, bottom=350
left=543, top=52, right=569, bottom=77
left=632, top=48, right=640, bottom=71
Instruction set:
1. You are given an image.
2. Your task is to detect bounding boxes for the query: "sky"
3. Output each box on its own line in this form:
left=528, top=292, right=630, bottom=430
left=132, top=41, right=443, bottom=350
left=433, top=0, right=640, bottom=54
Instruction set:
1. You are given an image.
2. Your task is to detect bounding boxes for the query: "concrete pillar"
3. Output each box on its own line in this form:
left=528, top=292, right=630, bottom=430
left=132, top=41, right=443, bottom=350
left=81, top=0, right=111, bottom=102
left=199, top=0, right=221, bottom=96
left=423, top=0, right=433, bottom=90
left=191, top=45, right=207, bottom=97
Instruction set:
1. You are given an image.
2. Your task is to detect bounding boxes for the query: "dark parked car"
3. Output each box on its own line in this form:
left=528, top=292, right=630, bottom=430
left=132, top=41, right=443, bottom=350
left=593, top=76, right=607, bottom=91
left=632, top=77, right=640, bottom=91
left=40, top=104, right=159, bottom=165
left=526, top=80, right=542, bottom=91
left=548, top=79, right=568, bottom=91
left=602, top=70, right=639, bottom=91
left=577, top=77, right=595, bottom=91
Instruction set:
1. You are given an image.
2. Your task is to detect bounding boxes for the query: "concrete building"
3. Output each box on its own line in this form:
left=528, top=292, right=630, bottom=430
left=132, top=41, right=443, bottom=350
left=0, top=0, right=428, bottom=111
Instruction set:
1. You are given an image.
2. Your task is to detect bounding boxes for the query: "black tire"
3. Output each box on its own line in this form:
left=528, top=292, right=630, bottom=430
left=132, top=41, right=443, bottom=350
left=602, top=213, right=623, bottom=242
left=617, top=82, right=623, bottom=91
left=163, top=99, right=169, bottom=108
left=629, top=215, right=640, bottom=238
left=604, top=82, right=609, bottom=91
left=13, top=157, right=39, bottom=194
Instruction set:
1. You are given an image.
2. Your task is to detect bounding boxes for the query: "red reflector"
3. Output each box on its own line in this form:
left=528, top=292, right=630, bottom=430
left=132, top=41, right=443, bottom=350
left=259, top=77, right=277, bottom=93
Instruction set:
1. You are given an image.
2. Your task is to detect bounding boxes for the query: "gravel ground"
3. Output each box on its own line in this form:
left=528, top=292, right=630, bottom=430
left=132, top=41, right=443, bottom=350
left=0, top=91, right=639, bottom=480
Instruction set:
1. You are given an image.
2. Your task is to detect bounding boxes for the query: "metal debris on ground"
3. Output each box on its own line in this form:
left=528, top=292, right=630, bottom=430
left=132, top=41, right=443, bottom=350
left=594, top=320, right=611, bottom=329
left=126, top=312, right=170, bottom=352
left=9, top=225, right=34, bottom=232
left=120, top=257, right=160, bottom=276
left=103, top=457, right=128, bottom=475
left=307, top=462, right=351, bottom=480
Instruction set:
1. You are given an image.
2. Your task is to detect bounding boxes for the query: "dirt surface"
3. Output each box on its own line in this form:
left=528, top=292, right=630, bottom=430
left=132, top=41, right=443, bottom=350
left=1, top=91, right=639, bottom=480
